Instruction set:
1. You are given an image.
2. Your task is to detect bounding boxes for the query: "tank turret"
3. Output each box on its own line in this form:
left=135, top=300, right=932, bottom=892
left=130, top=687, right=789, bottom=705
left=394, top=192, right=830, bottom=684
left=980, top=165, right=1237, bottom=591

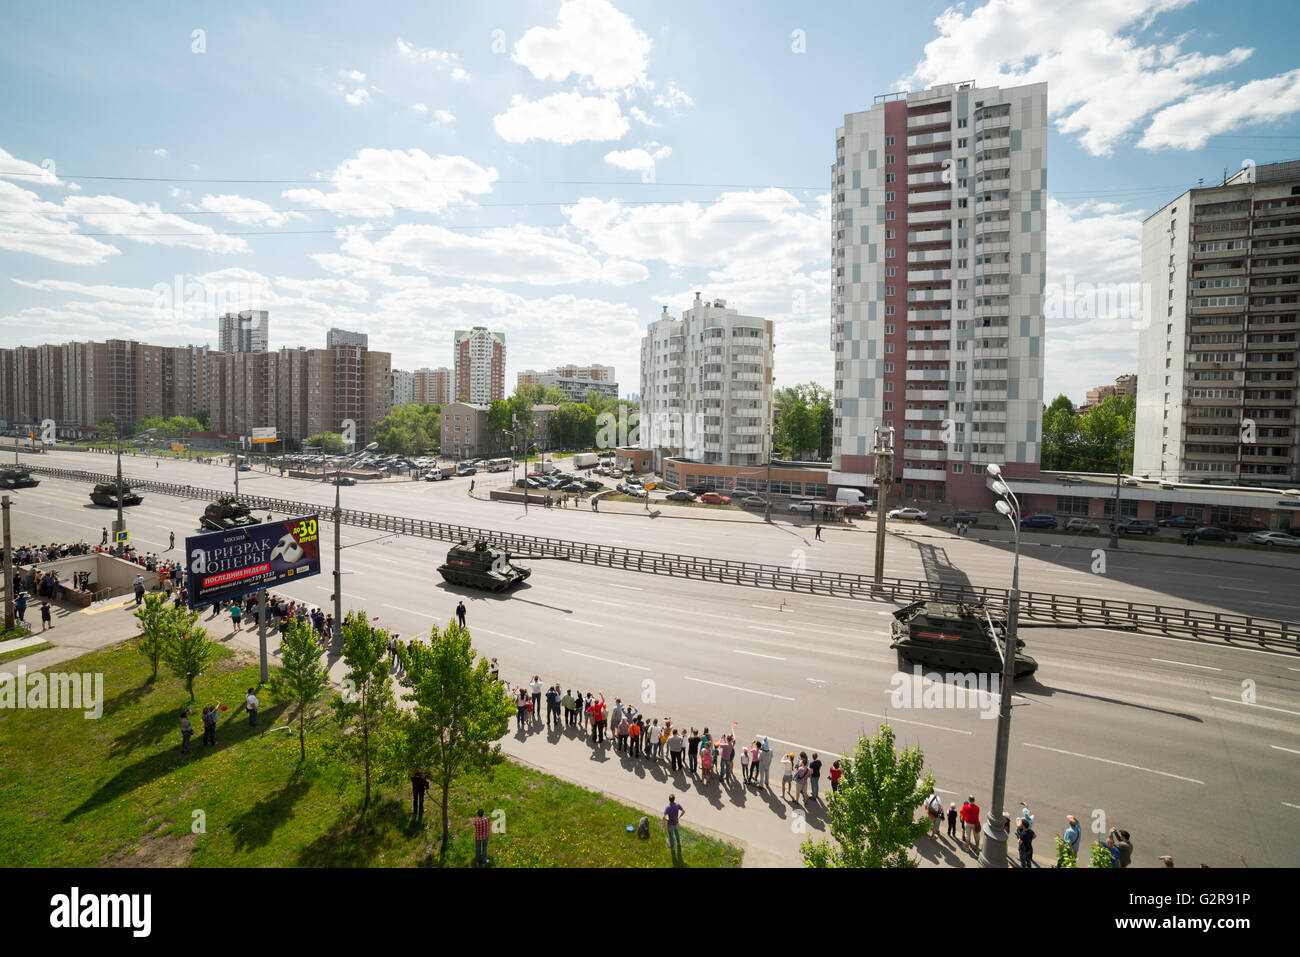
left=437, top=540, right=532, bottom=592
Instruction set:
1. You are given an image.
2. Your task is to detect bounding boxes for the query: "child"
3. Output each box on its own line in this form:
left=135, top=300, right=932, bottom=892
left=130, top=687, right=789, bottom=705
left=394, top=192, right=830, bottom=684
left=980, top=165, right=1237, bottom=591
left=947, top=803, right=958, bottom=838
left=829, top=759, right=842, bottom=796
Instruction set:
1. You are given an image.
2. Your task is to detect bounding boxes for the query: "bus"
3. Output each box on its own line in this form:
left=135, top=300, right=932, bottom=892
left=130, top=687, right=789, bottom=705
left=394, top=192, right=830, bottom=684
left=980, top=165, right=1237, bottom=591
left=484, top=457, right=513, bottom=473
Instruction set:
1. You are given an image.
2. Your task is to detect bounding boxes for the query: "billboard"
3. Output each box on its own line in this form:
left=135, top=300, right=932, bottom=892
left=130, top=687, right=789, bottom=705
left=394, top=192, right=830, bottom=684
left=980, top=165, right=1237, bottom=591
left=185, top=516, right=321, bottom=607
left=251, top=426, right=277, bottom=444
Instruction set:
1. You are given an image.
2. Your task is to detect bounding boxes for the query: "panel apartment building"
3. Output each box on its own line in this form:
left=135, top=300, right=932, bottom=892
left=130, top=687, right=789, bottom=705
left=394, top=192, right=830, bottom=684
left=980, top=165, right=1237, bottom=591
left=218, top=310, right=269, bottom=354
left=1134, top=159, right=1300, bottom=485
left=829, top=80, right=1048, bottom=506
left=518, top=364, right=619, bottom=403
left=453, top=327, right=506, bottom=405
left=639, top=293, right=774, bottom=469
left=413, top=367, right=452, bottom=406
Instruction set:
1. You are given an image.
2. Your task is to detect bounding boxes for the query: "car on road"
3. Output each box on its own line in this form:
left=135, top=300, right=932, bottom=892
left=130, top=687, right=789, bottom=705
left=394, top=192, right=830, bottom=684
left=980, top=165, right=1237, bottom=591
left=1157, top=514, right=1202, bottom=529
left=1185, top=526, right=1237, bottom=542
left=687, top=484, right=715, bottom=495
left=582, top=479, right=602, bottom=491
left=787, top=500, right=815, bottom=513
left=699, top=492, right=731, bottom=505
left=1019, top=513, right=1059, bottom=529
left=1223, top=518, right=1269, bottom=533
left=666, top=490, right=695, bottom=502
left=1249, top=530, right=1300, bottom=547
left=424, top=469, right=449, bottom=481
left=237, top=463, right=252, bottom=472
left=1112, top=518, right=1159, bottom=535
left=842, top=502, right=869, bottom=516
left=742, top=496, right=769, bottom=509
left=1065, top=517, right=1101, bottom=533
left=332, top=476, right=357, bottom=486
left=887, top=507, right=927, bottom=521
left=939, top=511, right=977, bottom=527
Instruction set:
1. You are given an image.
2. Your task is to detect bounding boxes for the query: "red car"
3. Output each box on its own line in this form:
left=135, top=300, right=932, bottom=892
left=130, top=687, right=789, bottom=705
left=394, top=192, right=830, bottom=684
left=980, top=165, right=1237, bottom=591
left=842, top=503, right=869, bottom=516
left=700, top=492, right=731, bottom=505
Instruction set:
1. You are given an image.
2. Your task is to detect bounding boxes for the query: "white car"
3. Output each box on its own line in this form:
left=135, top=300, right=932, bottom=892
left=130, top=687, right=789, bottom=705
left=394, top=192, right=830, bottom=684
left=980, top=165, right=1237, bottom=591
left=1249, top=530, right=1300, bottom=547
left=625, top=486, right=648, bottom=498
left=887, top=507, right=928, bottom=521
left=787, top=500, right=815, bottom=513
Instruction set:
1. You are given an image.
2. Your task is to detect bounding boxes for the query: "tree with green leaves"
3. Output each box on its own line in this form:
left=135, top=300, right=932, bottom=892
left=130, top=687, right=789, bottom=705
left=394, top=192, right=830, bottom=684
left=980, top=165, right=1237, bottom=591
left=133, top=593, right=172, bottom=681
left=333, top=610, right=395, bottom=811
left=551, top=403, right=597, bottom=449
left=374, top=403, right=440, bottom=455
left=1041, top=393, right=1134, bottom=473
left=158, top=605, right=218, bottom=702
left=96, top=418, right=118, bottom=443
left=270, top=618, right=330, bottom=762
left=800, top=723, right=934, bottom=868
left=774, top=383, right=832, bottom=460
left=584, top=390, right=611, bottom=415
left=393, top=620, right=514, bottom=852
left=304, top=432, right=346, bottom=454
left=1041, top=394, right=1081, bottom=471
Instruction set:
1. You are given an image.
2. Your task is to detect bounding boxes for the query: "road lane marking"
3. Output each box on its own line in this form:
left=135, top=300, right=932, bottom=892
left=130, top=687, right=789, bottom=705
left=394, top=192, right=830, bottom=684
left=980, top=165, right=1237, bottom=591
left=1151, top=658, right=1222, bottom=671
left=561, top=648, right=650, bottom=671
left=383, top=604, right=434, bottom=618
left=751, top=604, right=788, bottom=611
left=473, top=627, right=535, bottom=645
left=1220, top=587, right=1269, bottom=594
left=733, top=650, right=786, bottom=660
left=835, top=706, right=971, bottom=735
left=1270, top=745, right=1300, bottom=756
left=1209, top=696, right=1300, bottom=717
left=1285, top=802, right=1300, bottom=810
left=682, top=676, right=795, bottom=702
left=1023, top=743, right=1204, bottom=784
left=590, top=599, right=627, bottom=608
left=605, top=583, right=643, bottom=591
left=748, top=625, right=795, bottom=635
left=568, top=618, right=604, bottom=627
left=758, top=735, right=842, bottom=759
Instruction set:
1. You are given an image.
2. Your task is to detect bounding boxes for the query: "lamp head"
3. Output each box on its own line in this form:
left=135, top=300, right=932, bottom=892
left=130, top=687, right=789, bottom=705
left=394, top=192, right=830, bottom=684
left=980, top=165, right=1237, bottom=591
left=995, top=499, right=1013, bottom=517
left=985, top=463, right=1002, bottom=478
left=991, top=479, right=1009, bottom=497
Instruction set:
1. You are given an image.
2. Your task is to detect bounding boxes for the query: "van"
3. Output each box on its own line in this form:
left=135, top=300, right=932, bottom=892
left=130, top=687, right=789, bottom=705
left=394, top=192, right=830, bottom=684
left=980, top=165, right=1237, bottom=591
left=835, top=488, right=870, bottom=506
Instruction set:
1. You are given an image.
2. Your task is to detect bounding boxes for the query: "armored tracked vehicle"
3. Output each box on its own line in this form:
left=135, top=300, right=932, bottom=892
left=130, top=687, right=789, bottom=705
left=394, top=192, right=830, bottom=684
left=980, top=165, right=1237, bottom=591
left=438, top=540, right=532, bottom=591
left=0, top=467, right=39, bottom=489
left=890, top=600, right=1037, bottom=678
left=89, top=482, right=142, bottom=507
left=201, top=498, right=260, bottom=530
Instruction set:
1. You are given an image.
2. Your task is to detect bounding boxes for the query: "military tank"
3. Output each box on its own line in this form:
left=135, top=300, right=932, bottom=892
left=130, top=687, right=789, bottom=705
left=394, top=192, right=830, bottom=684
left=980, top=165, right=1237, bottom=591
left=89, top=482, right=143, bottom=507
left=0, top=467, right=39, bottom=489
left=890, top=599, right=1038, bottom=678
left=437, top=540, right=532, bottom=592
left=200, top=498, right=260, bottom=530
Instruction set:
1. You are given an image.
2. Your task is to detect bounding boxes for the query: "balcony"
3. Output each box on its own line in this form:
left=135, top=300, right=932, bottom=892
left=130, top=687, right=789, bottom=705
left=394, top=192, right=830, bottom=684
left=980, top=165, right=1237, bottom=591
left=971, top=410, right=1007, bottom=423
left=906, top=389, right=951, bottom=401
left=908, top=170, right=947, bottom=187
left=908, top=287, right=951, bottom=302
left=1249, top=260, right=1300, bottom=275
left=906, top=348, right=950, bottom=361
left=903, top=467, right=948, bottom=480
left=905, top=428, right=944, bottom=441
left=976, top=133, right=1010, bottom=151
left=909, top=189, right=951, bottom=207
left=1249, top=297, right=1300, bottom=313
left=974, top=304, right=1009, bottom=318
left=976, top=198, right=1010, bottom=214
left=976, top=281, right=1010, bottom=296
left=908, top=248, right=952, bottom=264
left=908, top=309, right=952, bottom=323
left=909, top=227, right=953, bottom=245
left=907, top=448, right=947, bottom=461
left=976, top=241, right=1010, bottom=255
left=908, top=268, right=952, bottom=283
left=909, top=149, right=951, bottom=167
left=910, top=208, right=951, bottom=226
left=907, top=111, right=951, bottom=129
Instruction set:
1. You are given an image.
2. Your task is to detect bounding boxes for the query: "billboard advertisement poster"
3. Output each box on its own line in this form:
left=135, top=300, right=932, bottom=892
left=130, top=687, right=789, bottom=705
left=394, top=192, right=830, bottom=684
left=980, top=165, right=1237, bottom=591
left=186, top=516, right=321, bottom=608
left=251, top=426, right=277, bottom=444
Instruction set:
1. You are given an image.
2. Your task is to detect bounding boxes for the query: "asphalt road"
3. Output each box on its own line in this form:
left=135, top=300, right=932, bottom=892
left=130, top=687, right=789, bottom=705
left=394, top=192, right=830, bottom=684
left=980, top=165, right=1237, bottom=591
left=7, top=451, right=1300, bottom=866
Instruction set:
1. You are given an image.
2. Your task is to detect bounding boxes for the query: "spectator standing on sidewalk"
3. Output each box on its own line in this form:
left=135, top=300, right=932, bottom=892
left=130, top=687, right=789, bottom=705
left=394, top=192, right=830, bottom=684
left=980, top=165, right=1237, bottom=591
left=456, top=601, right=467, bottom=630
left=960, top=796, right=981, bottom=850
left=472, top=808, right=491, bottom=866
left=925, top=789, right=944, bottom=838
left=528, top=675, right=543, bottom=724
left=810, top=753, right=823, bottom=803
left=947, top=803, right=958, bottom=838
left=1063, top=815, right=1081, bottom=859
left=759, top=737, right=774, bottom=789
left=546, top=685, right=562, bottom=730
left=1017, top=818, right=1036, bottom=868
left=40, top=600, right=52, bottom=631
left=687, top=728, right=701, bottom=776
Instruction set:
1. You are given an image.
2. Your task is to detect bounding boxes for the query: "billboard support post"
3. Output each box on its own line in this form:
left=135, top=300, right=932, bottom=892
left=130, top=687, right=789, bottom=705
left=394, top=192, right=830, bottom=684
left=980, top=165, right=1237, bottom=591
left=333, top=480, right=342, bottom=645
left=257, top=588, right=268, bottom=684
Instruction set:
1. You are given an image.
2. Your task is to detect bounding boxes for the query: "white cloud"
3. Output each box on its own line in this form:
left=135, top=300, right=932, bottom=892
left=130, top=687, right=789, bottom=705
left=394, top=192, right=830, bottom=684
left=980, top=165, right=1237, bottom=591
left=513, top=0, right=651, bottom=92
left=494, top=91, right=629, bottom=144
left=603, top=144, right=671, bottom=175
left=344, top=87, right=371, bottom=106
left=652, top=82, right=693, bottom=112
left=413, top=103, right=428, bottom=114
left=395, top=38, right=471, bottom=81
left=338, top=223, right=646, bottom=286
left=431, top=109, right=455, bottom=126
left=1139, top=68, right=1300, bottom=149
left=282, top=148, right=498, bottom=217
left=629, top=105, right=658, bottom=126
left=906, top=0, right=1254, bottom=155
left=274, top=276, right=370, bottom=302
left=0, top=148, right=61, bottom=186
left=342, top=69, right=367, bottom=83
left=153, top=148, right=168, bottom=158
left=198, top=193, right=304, bottom=228
left=60, top=194, right=249, bottom=253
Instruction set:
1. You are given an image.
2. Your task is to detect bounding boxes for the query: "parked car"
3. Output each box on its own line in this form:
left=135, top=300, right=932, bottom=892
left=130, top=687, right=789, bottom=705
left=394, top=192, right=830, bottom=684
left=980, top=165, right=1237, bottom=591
left=1019, top=513, right=1058, bottom=529
left=1249, top=530, right=1300, bottom=547
left=686, top=484, right=714, bottom=495
left=842, top=502, right=869, bottom=516
left=742, top=496, right=769, bottom=509
left=625, top=486, right=648, bottom=498
left=1157, top=514, right=1202, bottom=529
left=1112, top=518, right=1159, bottom=535
left=1186, top=526, right=1237, bottom=543
left=887, top=507, right=927, bottom=521
left=1064, top=517, right=1101, bottom=533
left=939, top=511, right=977, bottom=527
left=700, top=492, right=731, bottom=505
left=514, top=478, right=530, bottom=489
left=666, top=490, right=695, bottom=502
left=582, top=479, right=602, bottom=491
left=332, top=476, right=357, bottom=486
left=1223, top=518, right=1268, bottom=533
left=787, top=500, right=815, bottom=513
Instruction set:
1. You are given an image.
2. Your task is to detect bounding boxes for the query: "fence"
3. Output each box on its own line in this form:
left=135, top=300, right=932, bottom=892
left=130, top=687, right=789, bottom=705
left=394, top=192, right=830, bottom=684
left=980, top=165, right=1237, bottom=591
left=24, top=463, right=1300, bottom=652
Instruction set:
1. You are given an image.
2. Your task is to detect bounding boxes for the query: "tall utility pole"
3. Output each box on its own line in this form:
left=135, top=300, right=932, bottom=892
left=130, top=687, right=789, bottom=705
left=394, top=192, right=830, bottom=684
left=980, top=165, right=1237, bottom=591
left=2, top=495, right=14, bottom=632
left=872, top=425, right=895, bottom=584
left=1106, top=430, right=1134, bottom=549
left=333, top=477, right=342, bottom=644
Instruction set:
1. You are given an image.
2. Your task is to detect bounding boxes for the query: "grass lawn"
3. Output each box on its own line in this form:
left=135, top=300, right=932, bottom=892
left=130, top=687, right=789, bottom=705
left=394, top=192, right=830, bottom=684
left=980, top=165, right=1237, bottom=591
left=0, top=641, right=742, bottom=868
left=0, top=640, right=51, bottom=665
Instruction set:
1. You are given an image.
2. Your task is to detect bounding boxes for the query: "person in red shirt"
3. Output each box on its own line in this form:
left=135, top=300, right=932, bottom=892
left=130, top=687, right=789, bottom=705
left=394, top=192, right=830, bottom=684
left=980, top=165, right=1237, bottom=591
left=471, top=808, right=491, bottom=866
left=828, top=760, right=843, bottom=798
left=960, top=796, right=982, bottom=850
left=589, top=697, right=606, bottom=745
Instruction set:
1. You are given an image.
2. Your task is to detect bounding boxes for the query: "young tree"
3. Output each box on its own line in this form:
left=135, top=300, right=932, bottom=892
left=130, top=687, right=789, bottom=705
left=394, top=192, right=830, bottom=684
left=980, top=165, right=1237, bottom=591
left=800, top=723, right=934, bottom=868
left=333, top=610, right=395, bottom=811
left=270, top=618, right=330, bottom=762
left=159, top=606, right=218, bottom=702
left=305, top=432, right=346, bottom=454
left=133, top=593, right=172, bottom=681
left=395, top=620, right=514, bottom=852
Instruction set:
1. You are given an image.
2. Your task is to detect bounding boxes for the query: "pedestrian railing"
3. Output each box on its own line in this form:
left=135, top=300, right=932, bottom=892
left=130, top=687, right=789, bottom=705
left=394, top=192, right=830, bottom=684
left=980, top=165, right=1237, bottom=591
left=25, top=463, right=1300, bottom=652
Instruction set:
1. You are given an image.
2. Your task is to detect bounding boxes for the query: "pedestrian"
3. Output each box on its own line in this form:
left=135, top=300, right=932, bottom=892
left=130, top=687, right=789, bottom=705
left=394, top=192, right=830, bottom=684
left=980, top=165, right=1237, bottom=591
left=490, top=658, right=500, bottom=683
left=168, top=531, right=174, bottom=550
left=179, top=710, right=193, bottom=753
left=230, top=602, right=242, bottom=632
left=664, top=794, right=684, bottom=854
left=687, top=728, right=701, bottom=775
left=456, top=600, right=467, bottom=630
left=201, top=703, right=219, bottom=745
left=40, top=600, right=52, bottom=631
left=759, top=737, right=773, bottom=789
left=815, top=524, right=823, bottom=541
left=589, top=695, right=606, bottom=744
left=1063, top=815, right=1081, bottom=859
left=101, top=527, right=108, bottom=545
left=411, top=769, right=429, bottom=818
left=471, top=808, right=491, bottom=866
left=616, top=714, right=630, bottom=752
left=947, top=803, right=958, bottom=838
left=781, top=753, right=795, bottom=799
left=719, top=734, right=733, bottom=782
left=700, top=739, right=713, bottom=783
left=529, top=675, right=543, bottom=724
left=515, top=690, right=529, bottom=731
left=809, top=752, right=823, bottom=803
left=562, top=688, right=575, bottom=727
left=960, top=796, right=981, bottom=850
left=1017, top=818, right=1036, bottom=868
left=739, top=743, right=751, bottom=782
left=245, top=687, right=259, bottom=728
left=925, top=788, right=944, bottom=838
left=12, top=593, right=25, bottom=622
left=1112, top=828, right=1133, bottom=868
left=546, top=684, right=561, bottom=730
left=1186, top=531, right=1196, bottom=547
left=668, top=727, right=684, bottom=772
left=795, top=755, right=810, bottom=803
left=133, top=575, right=145, bottom=606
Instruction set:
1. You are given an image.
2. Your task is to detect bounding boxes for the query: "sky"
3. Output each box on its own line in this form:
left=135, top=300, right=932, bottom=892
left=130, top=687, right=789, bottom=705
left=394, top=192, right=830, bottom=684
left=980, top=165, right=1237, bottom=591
left=2, top=0, right=1299, bottom=404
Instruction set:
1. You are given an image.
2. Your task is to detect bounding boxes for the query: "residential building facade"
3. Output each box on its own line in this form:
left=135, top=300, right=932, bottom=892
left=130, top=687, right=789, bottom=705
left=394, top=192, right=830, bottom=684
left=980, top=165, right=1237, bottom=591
left=829, top=80, right=1048, bottom=506
left=413, top=367, right=452, bottom=406
left=1135, top=159, right=1300, bottom=485
left=440, top=401, right=491, bottom=458
left=326, top=328, right=368, bottom=349
left=453, top=327, right=506, bottom=405
left=1085, top=374, right=1138, bottom=408
left=218, top=310, right=269, bottom=354
left=391, top=369, right=416, bottom=408
left=518, top=364, right=619, bottom=403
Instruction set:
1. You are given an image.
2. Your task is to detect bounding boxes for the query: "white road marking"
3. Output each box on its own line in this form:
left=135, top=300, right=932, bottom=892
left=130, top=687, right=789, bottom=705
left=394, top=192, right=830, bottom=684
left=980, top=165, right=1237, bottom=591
left=1210, top=696, right=1300, bottom=717
left=473, top=627, right=535, bottom=645
left=835, top=706, right=971, bottom=735
left=732, top=650, right=786, bottom=660
left=1220, top=587, right=1269, bottom=594
left=590, top=599, right=627, bottom=608
left=751, top=604, right=788, bottom=611
left=758, top=735, right=842, bottom=759
left=568, top=618, right=604, bottom=627
left=748, top=625, right=795, bottom=635
left=561, top=648, right=650, bottom=671
left=1270, top=745, right=1300, bottom=756
left=383, top=604, right=434, bottom=618
left=1151, top=658, right=1222, bottom=671
left=1024, top=743, right=1204, bottom=785
left=605, top=583, right=643, bottom=591
left=682, top=676, right=796, bottom=702
left=1285, top=802, right=1300, bottom=810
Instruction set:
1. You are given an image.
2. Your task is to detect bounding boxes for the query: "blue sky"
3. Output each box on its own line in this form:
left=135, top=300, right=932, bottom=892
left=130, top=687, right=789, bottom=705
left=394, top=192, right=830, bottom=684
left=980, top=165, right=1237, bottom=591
left=3, top=0, right=1299, bottom=403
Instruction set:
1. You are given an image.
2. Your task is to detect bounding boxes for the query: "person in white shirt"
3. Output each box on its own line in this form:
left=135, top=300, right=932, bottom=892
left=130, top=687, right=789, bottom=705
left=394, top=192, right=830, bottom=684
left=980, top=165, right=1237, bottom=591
left=245, top=688, right=259, bottom=728
left=528, top=676, right=543, bottom=724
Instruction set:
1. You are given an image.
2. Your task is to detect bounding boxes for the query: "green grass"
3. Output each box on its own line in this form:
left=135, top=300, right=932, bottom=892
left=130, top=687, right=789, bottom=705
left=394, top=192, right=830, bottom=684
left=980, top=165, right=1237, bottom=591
left=0, top=640, right=742, bottom=868
left=0, top=640, right=50, bottom=665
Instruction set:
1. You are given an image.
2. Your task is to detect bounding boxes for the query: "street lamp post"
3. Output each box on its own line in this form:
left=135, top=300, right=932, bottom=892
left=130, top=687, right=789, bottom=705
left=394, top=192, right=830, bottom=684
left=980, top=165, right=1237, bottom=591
left=979, top=462, right=1023, bottom=869
left=1107, top=430, right=1134, bottom=549
left=331, top=441, right=377, bottom=643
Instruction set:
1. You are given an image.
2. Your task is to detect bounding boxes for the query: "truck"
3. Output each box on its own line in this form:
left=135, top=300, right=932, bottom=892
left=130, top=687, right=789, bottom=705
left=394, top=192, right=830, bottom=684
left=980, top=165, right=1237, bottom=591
left=573, top=452, right=598, bottom=469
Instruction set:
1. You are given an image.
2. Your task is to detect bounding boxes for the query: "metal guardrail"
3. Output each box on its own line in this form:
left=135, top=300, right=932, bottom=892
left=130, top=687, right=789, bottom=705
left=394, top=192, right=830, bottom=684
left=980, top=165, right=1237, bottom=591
left=25, top=463, right=1300, bottom=652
